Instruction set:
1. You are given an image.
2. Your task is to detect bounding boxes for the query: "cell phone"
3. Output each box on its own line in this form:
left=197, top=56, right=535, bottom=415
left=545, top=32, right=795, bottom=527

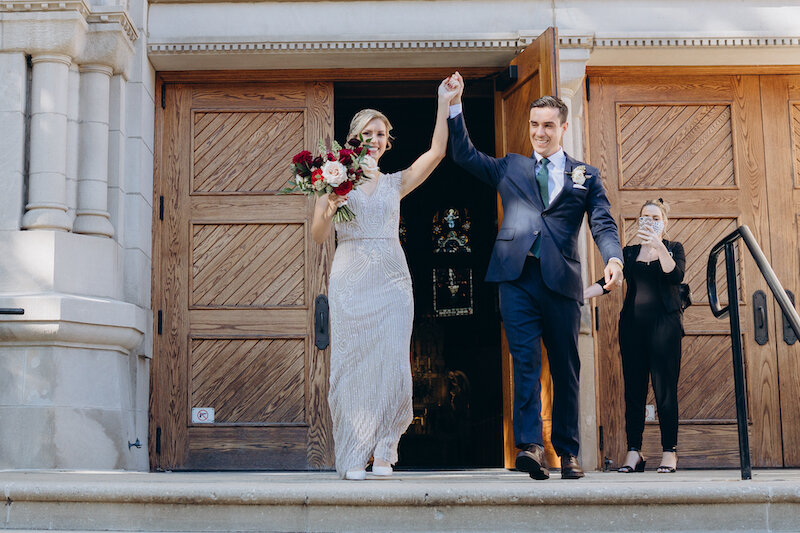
left=638, top=216, right=654, bottom=230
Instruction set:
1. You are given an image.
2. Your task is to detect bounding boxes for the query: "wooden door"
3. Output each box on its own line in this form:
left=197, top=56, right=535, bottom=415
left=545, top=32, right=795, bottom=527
left=760, top=74, right=800, bottom=466
left=588, top=72, right=783, bottom=468
left=493, top=27, right=560, bottom=468
left=151, top=81, right=335, bottom=470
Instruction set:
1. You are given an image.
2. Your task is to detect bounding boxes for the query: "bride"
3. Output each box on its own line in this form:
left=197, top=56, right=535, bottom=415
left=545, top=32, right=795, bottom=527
left=312, top=76, right=459, bottom=480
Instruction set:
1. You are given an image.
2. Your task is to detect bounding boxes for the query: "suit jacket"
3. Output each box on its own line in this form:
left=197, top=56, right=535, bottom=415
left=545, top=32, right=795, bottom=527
left=620, top=241, right=686, bottom=315
left=448, top=112, right=623, bottom=302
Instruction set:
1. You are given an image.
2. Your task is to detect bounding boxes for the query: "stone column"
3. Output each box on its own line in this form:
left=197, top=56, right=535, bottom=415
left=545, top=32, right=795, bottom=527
left=22, top=54, right=73, bottom=232
left=66, top=63, right=81, bottom=224
left=73, top=64, right=115, bottom=238
left=0, top=53, right=27, bottom=231
left=559, top=43, right=598, bottom=470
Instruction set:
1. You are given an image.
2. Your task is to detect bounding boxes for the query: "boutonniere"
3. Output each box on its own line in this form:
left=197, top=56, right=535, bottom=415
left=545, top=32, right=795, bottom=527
left=568, top=165, right=588, bottom=186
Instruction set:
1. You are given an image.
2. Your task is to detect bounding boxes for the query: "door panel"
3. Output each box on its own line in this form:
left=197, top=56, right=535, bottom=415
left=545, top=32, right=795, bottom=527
left=151, top=81, right=334, bottom=470
left=493, top=27, right=559, bottom=469
left=588, top=73, right=780, bottom=468
left=760, top=74, right=800, bottom=466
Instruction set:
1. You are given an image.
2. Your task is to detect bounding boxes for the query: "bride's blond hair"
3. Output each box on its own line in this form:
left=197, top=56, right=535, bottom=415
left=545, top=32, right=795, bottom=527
left=347, top=109, right=394, bottom=150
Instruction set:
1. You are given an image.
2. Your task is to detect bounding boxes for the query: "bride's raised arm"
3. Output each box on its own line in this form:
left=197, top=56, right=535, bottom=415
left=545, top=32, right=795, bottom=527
left=399, top=75, right=460, bottom=198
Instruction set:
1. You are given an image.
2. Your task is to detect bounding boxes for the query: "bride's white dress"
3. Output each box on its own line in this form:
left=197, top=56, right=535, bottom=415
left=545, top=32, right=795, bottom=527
left=328, top=170, right=414, bottom=477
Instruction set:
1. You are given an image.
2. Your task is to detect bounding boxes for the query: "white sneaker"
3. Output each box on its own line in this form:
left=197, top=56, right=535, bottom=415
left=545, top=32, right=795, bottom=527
left=371, top=465, right=392, bottom=477
left=345, top=469, right=366, bottom=480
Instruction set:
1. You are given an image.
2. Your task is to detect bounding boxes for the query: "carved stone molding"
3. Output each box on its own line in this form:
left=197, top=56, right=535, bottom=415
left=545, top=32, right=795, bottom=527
left=0, top=293, right=146, bottom=355
left=148, top=35, right=524, bottom=56
left=559, top=34, right=800, bottom=49
left=0, top=1, right=138, bottom=72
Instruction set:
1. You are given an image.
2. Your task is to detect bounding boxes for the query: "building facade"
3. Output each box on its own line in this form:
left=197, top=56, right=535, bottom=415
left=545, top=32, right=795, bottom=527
left=1, top=0, right=799, bottom=472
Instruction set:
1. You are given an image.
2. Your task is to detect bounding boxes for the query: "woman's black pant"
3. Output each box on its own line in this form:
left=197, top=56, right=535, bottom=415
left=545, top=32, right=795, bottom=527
left=619, top=311, right=682, bottom=451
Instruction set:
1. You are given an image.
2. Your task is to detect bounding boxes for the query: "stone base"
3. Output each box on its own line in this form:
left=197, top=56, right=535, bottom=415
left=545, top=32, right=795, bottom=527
left=1, top=470, right=799, bottom=532
left=0, top=292, right=147, bottom=469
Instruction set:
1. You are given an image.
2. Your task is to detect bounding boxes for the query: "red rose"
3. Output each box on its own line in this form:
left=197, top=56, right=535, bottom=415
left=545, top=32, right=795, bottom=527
left=334, top=181, right=353, bottom=195
left=338, top=149, right=355, bottom=165
left=311, top=168, right=324, bottom=183
left=327, top=152, right=336, bottom=161
left=292, top=150, right=313, bottom=166
left=312, top=155, right=324, bottom=168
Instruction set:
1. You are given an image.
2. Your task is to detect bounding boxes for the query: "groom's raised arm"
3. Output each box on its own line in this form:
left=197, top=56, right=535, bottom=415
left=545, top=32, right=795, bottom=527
left=448, top=108, right=506, bottom=188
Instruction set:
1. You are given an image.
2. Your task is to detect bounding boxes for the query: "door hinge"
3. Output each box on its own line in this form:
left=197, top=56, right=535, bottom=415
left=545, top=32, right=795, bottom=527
left=161, top=83, right=166, bottom=109
left=159, top=195, right=164, bottom=221
left=157, top=310, right=163, bottom=335
left=585, top=77, right=590, bottom=101
left=594, top=306, right=599, bottom=330
left=155, top=427, right=161, bottom=455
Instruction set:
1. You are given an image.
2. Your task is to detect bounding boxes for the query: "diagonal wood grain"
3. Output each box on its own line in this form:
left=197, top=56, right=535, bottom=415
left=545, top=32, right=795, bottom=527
left=646, top=335, right=736, bottom=420
left=618, top=104, right=735, bottom=189
left=192, top=223, right=305, bottom=307
left=193, top=111, right=305, bottom=193
left=191, top=338, right=305, bottom=424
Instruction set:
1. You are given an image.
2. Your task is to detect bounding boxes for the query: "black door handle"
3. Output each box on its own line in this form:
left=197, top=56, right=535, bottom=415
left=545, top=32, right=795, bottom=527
left=753, top=290, right=768, bottom=345
left=314, top=294, right=330, bottom=350
left=783, top=290, right=797, bottom=345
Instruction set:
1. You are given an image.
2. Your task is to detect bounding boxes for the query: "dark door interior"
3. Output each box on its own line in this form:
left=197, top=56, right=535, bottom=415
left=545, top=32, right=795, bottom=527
left=334, top=80, right=503, bottom=468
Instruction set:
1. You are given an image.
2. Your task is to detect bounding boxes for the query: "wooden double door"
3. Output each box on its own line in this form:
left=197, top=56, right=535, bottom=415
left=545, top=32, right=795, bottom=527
left=589, top=70, right=800, bottom=468
left=150, top=30, right=562, bottom=471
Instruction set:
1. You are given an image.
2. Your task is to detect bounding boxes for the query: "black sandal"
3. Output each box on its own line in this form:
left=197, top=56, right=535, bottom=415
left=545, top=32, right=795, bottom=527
left=618, top=450, right=646, bottom=473
left=657, top=449, right=677, bottom=473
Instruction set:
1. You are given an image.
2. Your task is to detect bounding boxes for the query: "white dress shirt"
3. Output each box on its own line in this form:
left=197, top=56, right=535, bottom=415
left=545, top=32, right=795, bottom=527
left=533, top=149, right=566, bottom=204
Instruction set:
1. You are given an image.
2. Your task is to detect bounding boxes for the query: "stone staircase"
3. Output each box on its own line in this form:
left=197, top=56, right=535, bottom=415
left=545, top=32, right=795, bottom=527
left=2, top=469, right=799, bottom=532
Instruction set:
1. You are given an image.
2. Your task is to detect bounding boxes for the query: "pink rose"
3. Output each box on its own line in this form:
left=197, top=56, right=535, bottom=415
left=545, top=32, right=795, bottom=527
left=322, top=160, right=348, bottom=187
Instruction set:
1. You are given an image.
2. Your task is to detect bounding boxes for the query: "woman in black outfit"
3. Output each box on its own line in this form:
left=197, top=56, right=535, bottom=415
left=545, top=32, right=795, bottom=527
left=585, top=199, right=685, bottom=473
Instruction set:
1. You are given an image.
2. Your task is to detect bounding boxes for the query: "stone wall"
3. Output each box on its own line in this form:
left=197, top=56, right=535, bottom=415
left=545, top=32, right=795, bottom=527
left=0, top=0, right=153, bottom=470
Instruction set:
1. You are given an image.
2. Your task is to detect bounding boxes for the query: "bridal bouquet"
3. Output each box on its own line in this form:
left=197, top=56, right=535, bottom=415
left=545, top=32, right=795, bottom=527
left=280, top=137, right=378, bottom=223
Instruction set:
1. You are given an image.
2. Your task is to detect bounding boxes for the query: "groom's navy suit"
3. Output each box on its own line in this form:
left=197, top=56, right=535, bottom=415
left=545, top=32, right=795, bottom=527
left=448, top=112, right=623, bottom=456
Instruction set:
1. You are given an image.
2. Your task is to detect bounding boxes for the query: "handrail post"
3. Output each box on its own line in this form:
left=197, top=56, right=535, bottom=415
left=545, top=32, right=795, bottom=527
left=724, top=242, right=752, bottom=480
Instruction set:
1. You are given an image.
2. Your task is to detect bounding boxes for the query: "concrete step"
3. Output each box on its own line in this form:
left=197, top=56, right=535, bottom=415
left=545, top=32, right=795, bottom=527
left=2, top=469, right=799, bottom=532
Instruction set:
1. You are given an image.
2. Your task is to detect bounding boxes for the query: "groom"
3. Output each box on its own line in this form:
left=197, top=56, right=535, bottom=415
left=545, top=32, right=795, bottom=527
left=447, top=74, right=623, bottom=479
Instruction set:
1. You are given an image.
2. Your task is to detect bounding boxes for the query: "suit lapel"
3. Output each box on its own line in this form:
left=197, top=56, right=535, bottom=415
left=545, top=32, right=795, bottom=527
left=514, top=155, right=545, bottom=210
left=544, top=152, right=576, bottom=212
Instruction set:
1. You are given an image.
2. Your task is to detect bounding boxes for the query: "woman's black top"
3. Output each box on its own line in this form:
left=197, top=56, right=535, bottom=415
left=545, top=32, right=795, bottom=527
left=596, top=240, right=686, bottom=315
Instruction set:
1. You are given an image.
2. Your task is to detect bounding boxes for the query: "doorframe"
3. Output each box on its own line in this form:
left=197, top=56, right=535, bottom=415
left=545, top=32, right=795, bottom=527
left=151, top=66, right=507, bottom=470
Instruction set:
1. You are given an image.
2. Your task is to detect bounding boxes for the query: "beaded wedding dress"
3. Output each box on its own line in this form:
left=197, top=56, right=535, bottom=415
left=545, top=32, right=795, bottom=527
left=328, top=170, right=414, bottom=477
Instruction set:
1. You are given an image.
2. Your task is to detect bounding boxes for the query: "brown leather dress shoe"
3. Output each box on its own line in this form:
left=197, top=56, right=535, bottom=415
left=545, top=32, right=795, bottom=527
left=559, top=454, right=585, bottom=479
left=515, top=444, right=550, bottom=480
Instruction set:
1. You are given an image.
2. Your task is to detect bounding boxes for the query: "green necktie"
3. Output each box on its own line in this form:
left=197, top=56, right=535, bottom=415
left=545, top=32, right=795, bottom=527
left=536, top=157, right=550, bottom=208
left=531, top=158, right=549, bottom=257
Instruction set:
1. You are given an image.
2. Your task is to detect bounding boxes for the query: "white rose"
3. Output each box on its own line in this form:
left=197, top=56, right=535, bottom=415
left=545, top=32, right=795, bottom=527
left=322, top=160, right=348, bottom=187
left=571, top=165, right=587, bottom=186
left=360, top=155, right=379, bottom=179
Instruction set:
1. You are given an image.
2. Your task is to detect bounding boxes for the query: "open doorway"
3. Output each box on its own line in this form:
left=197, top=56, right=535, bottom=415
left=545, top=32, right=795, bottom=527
left=334, top=80, right=503, bottom=468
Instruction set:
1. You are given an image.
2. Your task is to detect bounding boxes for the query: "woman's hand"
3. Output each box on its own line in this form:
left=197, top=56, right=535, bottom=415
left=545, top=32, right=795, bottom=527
left=438, top=75, right=460, bottom=105
left=325, top=192, right=348, bottom=218
left=312, top=192, right=348, bottom=244
left=637, top=225, right=663, bottom=250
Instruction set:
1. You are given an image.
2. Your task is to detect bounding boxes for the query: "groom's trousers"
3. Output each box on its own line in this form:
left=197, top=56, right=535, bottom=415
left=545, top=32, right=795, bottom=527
left=498, top=256, right=582, bottom=457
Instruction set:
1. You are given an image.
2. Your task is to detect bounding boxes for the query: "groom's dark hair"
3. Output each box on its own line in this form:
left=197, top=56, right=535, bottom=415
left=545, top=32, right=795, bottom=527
left=530, top=96, right=568, bottom=124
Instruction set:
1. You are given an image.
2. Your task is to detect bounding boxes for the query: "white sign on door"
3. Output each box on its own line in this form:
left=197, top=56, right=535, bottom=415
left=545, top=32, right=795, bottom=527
left=192, top=407, right=215, bottom=423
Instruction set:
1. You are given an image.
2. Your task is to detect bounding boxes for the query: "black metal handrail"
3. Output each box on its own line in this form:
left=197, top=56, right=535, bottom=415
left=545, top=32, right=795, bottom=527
left=0, top=308, right=24, bottom=315
left=707, top=224, right=800, bottom=480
